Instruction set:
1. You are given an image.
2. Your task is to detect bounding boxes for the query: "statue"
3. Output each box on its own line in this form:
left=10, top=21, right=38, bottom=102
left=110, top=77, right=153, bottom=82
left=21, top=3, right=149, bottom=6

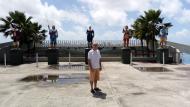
left=48, top=25, right=58, bottom=48
left=86, top=26, right=94, bottom=48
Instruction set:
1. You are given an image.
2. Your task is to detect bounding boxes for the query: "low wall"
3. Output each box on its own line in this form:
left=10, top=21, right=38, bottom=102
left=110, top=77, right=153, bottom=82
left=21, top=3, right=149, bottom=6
left=0, top=42, right=12, bottom=64
left=24, top=57, right=121, bottom=62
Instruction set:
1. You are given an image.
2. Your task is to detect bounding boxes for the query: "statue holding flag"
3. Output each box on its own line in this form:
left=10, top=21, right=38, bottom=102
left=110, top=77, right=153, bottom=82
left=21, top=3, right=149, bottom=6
left=48, top=25, right=58, bottom=48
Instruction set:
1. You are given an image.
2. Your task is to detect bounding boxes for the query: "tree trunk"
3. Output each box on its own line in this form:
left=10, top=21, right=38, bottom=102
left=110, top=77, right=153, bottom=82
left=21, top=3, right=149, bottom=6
left=141, top=39, right=143, bottom=47
left=146, top=39, right=150, bottom=57
left=152, top=35, right=155, bottom=57
left=140, top=39, right=144, bottom=57
left=33, top=41, right=36, bottom=53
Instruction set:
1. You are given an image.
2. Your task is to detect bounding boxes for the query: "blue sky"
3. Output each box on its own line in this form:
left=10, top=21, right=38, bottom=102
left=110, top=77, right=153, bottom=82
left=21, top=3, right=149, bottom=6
left=0, top=0, right=190, bottom=45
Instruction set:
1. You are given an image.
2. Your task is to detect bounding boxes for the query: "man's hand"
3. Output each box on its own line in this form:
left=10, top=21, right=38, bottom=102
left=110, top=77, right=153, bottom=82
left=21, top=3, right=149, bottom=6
left=99, top=67, right=102, bottom=71
left=89, top=67, right=93, bottom=71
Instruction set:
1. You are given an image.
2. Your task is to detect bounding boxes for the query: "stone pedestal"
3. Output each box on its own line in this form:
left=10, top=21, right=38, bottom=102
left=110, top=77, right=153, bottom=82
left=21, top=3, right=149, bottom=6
left=85, top=48, right=91, bottom=65
left=121, top=48, right=131, bottom=64
left=0, top=48, right=4, bottom=63
left=156, top=48, right=169, bottom=64
left=47, top=48, right=59, bottom=65
left=9, top=48, right=23, bottom=65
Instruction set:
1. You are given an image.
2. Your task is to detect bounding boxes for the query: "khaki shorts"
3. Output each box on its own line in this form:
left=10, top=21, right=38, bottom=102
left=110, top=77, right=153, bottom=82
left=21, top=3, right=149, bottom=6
left=160, top=37, right=166, bottom=43
left=89, top=68, right=100, bottom=81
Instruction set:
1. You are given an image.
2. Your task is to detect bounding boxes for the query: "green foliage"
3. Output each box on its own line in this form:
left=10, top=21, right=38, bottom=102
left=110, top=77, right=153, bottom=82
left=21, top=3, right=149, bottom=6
left=132, top=9, right=172, bottom=40
left=0, top=10, right=47, bottom=47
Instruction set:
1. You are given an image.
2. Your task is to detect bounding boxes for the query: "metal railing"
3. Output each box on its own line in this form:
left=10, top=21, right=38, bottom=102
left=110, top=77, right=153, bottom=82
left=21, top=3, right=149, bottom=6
left=36, top=39, right=147, bottom=48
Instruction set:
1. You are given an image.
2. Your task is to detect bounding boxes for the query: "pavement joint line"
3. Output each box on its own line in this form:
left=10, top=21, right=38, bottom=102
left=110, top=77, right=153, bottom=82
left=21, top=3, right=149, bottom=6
left=103, top=64, right=122, bottom=107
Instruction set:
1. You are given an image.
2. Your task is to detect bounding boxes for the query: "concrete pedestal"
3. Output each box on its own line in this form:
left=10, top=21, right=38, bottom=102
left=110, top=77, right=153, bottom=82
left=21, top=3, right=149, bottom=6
left=156, top=48, right=169, bottom=64
left=9, top=48, right=23, bottom=65
left=85, top=48, right=91, bottom=65
left=47, top=48, right=59, bottom=65
left=121, top=48, right=131, bottom=64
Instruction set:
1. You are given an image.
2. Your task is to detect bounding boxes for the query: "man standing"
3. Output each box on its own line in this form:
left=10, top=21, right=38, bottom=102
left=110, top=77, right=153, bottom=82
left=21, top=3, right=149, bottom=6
left=88, top=43, right=102, bottom=94
left=86, top=26, right=94, bottom=48
left=48, top=25, right=58, bottom=48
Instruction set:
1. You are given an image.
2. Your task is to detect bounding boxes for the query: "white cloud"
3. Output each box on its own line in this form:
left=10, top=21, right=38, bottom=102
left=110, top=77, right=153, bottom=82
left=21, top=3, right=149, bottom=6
left=159, top=0, right=183, bottom=17
left=186, top=0, right=190, bottom=3
left=157, top=0, right=190, bottom=24
left=95, top=31, right=121, bottom=40
left=0, top=0, right=90, bottom=43
left=56, top=25, right=86, bottom=40
left=0, top=0, right=190, bottom=45
left=178, top=9, right=190, bottom=23
left=0, top=36, right=12, bottom=43
left=91, top=9, right=127, bottom=26
left=80, top=0, right=151, bottom=12
left=168, top=29, right=190, bottom=45
left=79, top=0, right=152, bottom=26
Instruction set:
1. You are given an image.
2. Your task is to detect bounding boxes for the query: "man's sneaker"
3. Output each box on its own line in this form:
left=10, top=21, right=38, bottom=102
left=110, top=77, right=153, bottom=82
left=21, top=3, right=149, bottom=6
left=91, top=89, right=96, bottom=94
left=94, top=88, right=101, bottom=92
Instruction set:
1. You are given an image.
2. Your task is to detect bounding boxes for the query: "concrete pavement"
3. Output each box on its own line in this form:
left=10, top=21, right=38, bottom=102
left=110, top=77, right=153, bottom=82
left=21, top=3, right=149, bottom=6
left=0, top=62, right=190, bottom=107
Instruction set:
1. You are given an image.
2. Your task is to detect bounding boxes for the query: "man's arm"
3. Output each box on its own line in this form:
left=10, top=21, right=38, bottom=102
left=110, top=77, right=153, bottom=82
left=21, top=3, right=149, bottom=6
left=99, top=51, right=102, bottom=71
left=88, top=52, right=92, bottom=70
left=88, top=59, right=92, bottom=70
left=99, top=58, right=102, bottom=71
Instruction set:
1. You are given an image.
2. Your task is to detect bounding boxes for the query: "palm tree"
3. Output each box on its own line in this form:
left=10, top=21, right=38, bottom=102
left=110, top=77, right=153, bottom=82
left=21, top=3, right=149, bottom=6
left=30, top=22, right=47, bottom=50
left=0, top=10, right=47, bottom=51
left=132, top=9, right=172, bottom=57
left=132, top=16, right=148, bottom=48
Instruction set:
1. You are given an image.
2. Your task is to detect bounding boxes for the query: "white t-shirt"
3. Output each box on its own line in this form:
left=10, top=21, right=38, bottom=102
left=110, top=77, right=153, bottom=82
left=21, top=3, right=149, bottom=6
left=88, top=49, right=101, bottom=69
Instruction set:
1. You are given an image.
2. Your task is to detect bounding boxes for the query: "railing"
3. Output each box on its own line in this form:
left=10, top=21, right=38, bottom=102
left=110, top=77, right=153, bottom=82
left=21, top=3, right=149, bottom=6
left=0, top=42, right=12, bottom=49
left=36, top=39, right=147, bottom=48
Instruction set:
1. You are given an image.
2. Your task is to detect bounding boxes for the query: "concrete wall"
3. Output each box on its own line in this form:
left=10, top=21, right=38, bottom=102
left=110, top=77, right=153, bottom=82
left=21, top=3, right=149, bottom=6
left=0, top=42, right=12, bottom=64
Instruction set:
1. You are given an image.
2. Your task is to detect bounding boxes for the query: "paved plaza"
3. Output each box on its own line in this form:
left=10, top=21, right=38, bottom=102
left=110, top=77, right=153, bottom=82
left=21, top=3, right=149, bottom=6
left=0, top=62, right=190, bottom=107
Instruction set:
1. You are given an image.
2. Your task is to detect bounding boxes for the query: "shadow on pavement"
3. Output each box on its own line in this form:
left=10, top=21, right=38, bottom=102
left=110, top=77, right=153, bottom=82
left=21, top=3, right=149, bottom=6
left=93, top=91, right=107, bottom=99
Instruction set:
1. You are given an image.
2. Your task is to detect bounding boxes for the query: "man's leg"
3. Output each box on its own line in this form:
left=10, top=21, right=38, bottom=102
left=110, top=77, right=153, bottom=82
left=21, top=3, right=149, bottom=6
left=90, top=81, right=93, bottom=90
left=89, top=70, right=96, bottom=94
left=94, top=80, right=97, bottom=89
left=94, top=70, right=101, bottom=91
left=94, top=70, right=98, bottom=88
